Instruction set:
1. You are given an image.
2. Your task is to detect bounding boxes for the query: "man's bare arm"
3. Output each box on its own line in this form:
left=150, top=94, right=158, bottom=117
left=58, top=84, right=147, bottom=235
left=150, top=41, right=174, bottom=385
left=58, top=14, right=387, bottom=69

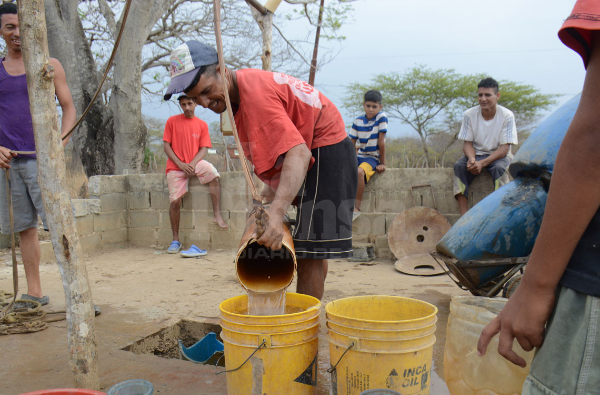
left=478, top=30, right=600, bottom=367
left=164, top=141, right=194, bottom=175
left=50, top=58, right=76, bottom=146
left=255, top=143, right=312, bottom=250
left=463, top=141, right=476, bottom=161
left=189, top=147, right=208, bottom=168
left=480, top=144, right=510, bottom=167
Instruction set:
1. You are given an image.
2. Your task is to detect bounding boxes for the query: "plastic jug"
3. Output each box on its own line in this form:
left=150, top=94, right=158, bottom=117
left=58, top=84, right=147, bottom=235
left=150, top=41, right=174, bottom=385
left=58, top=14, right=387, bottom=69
left=444, top=296, right=533, bottom=395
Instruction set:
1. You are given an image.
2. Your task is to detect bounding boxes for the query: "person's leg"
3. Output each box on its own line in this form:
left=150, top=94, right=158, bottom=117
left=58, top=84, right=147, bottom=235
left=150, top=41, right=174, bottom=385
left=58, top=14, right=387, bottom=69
left=20, top=227, right=42, bottom=298
left=208, top=177, right=228, bottom=228
left=195, top=160, right=227, bottom=228
left=485, top=156, right=512, bottom=191
left=169, top=197, right=182, bottom=242
left=354, top=167, right=366, bottom=212
left=454, top=156, right=476, bottom=216
left=296, top=258, right=327, bottom=300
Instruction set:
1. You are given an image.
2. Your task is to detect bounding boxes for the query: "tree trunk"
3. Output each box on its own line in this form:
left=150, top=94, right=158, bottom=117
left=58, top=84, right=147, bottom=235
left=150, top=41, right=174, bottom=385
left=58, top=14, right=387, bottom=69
left=17, top=0, right=99, bottom=389
left=250, top=8, right=274, bottom=71
left=308, top=0, right=325, bottom=86
left=45, top=0, right=115, bottom=177
left=418, top=132, right=432, bottom=168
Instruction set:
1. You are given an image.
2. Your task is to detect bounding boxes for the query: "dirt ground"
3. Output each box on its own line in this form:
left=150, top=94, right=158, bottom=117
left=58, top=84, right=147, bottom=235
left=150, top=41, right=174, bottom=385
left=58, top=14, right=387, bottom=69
left=0, top=246, right=470, bottom=394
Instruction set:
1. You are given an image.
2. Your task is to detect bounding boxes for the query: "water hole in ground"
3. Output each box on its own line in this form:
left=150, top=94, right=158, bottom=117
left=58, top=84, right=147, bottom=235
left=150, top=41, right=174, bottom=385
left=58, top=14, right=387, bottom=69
left=122, top=319, right=222, bottom=360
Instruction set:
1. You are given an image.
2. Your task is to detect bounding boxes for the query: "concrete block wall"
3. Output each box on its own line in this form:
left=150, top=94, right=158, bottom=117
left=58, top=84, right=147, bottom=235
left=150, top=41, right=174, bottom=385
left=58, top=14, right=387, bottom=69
left=34, top=169, right=497, bottom=261
left=353, top=168, right=497, bottom=259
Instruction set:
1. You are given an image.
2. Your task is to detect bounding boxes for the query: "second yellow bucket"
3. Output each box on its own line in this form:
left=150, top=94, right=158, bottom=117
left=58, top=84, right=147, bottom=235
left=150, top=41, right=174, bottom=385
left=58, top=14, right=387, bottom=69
left=326, top=296, right=438, bottom=395
left=220, top=293, right=321, bottom=395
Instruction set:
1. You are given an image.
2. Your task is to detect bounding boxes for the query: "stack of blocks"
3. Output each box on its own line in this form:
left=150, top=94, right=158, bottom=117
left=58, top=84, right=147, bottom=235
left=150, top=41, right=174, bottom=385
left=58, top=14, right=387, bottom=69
left=32, top=169, right=497, bottom=262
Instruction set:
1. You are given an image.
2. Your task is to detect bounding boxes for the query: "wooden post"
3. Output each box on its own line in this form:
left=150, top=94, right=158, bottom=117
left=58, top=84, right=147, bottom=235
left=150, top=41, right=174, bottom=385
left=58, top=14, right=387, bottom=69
left=16, top=1, right=99, bottom=389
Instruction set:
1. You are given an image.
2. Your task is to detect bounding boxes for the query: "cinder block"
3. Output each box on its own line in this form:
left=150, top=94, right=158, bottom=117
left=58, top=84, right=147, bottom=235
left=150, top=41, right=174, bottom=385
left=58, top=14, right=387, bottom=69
left=352, top=213, right=386, bottom=236
left=444, top=214, right=461, bottom=226
left=101, top=229, right=127, bottom=245
left=88, top=175, right=127, bottom=196
left=129, top=210, right=160, bottom=228
left=358, top=192, right=375, bottom=213
left=0, top=234, right=10, bottom=249
left=193, top=210, right=230, bottom=230
left=211, top=230, right=244, bottom=249
left=375, top=235, right=389, bottom=249
left=72, top=199, right=101, bottom=217
left=188, top=230, right=211, bottom=249
left=128, top=228, right=157, bottom=247
left=182, top=192, right=213, bottom=211
left=374, top=191, right=407, bottom=213
left=128, top=192, right=150, bottom=210
left=93, top=211, right=126, bottom=232
left=229, top=211, right=249, bottom=231
left=374, top=246, right=394, bottom=260
left=125, top=174, right=166, bottom=192
left=158, top=229, right=176, bottom=247
left=150, top=192, right=171, bottom=210
left=80, top=233, right=102, bottom=254
left=76, top=214, right=94, bottom=236
left=159, top=210, right=193, bottom=230
left=100, top=193, right=127, bottom=212
left=39, top=241, right=56, bottom=263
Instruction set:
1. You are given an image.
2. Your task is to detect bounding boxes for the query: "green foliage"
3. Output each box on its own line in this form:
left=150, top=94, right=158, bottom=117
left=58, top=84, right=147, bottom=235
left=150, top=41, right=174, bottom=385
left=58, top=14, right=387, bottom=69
left=285, top=0, right=355, bottom=42
left=343, top=66, right=558, bottom=167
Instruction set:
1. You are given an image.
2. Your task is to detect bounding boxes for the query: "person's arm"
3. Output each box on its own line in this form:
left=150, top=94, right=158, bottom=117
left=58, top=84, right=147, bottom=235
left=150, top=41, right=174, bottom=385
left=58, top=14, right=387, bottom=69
left=189, top=147, right=208, bottom=168
left=350, top=137, right=358, bottom=154
left=50, top=58, right=76, bottom=146
left=376, top=133, right=386, bottom=172
left=463, top=141, right=477, bottom=171
left=163, top=142, right=194, bottom=175
left=478, top=30, right=600, bottom=368
left=470, top=144, right=510, bottom=175
left=253, top=143, right=312, bottom=250
left=0, top=146, right=17, bottom=169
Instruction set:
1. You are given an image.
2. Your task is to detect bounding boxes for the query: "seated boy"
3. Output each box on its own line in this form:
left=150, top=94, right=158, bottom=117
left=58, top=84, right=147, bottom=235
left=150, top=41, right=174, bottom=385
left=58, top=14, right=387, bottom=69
left=349, top=90, right=387, bottom=221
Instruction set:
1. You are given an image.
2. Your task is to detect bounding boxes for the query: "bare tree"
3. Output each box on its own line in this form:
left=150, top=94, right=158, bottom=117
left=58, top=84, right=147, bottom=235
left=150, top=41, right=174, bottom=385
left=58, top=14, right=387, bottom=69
left=17, top=0, right=99, bottom=388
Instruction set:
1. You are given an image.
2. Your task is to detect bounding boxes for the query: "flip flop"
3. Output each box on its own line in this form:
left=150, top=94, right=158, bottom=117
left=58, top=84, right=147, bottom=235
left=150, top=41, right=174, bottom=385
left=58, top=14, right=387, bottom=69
left=181, top=245, right=208, bottom=258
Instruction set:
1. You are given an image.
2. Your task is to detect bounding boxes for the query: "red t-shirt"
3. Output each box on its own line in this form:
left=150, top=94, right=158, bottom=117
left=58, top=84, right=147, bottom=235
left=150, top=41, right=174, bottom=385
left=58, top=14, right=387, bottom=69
left=233, top=69, right=347, bottom=187
left=163, top=114, right=212, bottom=174
left=559, top=0, right=600, bottom=68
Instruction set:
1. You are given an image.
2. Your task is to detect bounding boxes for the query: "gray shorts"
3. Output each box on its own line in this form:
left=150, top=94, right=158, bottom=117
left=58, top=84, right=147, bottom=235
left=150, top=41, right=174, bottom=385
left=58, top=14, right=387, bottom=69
left=0, top=158, right=47, bottom=235
left=522, top=285, right=600, bottom=395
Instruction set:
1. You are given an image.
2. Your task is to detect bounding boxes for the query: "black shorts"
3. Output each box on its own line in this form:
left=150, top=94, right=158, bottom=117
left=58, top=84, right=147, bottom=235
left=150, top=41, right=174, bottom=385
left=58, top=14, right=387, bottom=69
left=293, top=138, right=357, bottom=260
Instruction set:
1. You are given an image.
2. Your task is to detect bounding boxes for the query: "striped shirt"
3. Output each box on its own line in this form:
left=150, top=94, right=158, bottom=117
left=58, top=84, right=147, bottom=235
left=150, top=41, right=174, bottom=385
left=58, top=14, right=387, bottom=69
left=349, top=112, right=388, bottom=159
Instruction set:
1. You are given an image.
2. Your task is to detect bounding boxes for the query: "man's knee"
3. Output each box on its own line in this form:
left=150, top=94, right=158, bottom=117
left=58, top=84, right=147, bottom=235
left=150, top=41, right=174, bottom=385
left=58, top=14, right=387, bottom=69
left=357, top=167, right=365, bottom=178
left=170, top=197, right=182, bottom=209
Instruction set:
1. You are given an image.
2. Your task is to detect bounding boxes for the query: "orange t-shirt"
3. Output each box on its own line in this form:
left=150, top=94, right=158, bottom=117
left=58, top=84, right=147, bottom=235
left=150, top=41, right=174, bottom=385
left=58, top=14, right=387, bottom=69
left=233, top=69, right=347, bottom=187
left=559, top=0, right=600, bottom=69
left=163, top=114, right=212, bottom=174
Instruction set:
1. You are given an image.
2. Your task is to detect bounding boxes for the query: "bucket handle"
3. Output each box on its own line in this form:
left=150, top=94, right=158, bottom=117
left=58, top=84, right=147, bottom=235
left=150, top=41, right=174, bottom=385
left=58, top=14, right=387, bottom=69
left=326, top=342, right=355, bottom=373
left=215, top=339, right=267, bottom=375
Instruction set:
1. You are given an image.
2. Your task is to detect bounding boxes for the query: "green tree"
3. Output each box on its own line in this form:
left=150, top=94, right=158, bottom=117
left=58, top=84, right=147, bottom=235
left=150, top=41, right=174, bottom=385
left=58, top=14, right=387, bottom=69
left=343, top=66, right=558, bottom=168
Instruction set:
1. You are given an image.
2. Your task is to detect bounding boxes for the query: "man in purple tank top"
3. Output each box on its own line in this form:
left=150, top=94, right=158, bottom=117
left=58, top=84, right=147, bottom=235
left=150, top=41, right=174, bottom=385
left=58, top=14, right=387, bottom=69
left=0, top=3, right=76, bottom=308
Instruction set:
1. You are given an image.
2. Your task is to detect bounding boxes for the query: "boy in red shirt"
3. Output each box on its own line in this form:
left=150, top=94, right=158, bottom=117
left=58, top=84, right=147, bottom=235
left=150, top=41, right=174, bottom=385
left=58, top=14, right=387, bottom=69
left=164, top=95, right=227, bottom=256
left=164, top=41, right=357, bottom=299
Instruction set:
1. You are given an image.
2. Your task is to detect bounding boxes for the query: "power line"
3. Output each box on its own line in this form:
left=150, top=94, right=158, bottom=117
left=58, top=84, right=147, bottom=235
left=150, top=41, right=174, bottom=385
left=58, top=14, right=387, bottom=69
left=335, top=48, right=566, bottom=61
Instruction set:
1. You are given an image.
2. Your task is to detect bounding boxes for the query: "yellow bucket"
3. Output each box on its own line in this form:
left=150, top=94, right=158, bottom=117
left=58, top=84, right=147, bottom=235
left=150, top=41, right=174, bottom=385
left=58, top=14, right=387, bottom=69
left=326, top=296, right=438, bottom=395
left=219, top=293, right=322, bottom=395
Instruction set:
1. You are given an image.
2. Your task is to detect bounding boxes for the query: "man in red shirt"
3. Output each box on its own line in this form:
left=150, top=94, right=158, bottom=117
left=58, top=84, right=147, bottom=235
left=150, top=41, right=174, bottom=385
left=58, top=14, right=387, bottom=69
left=477, top=2, right=600, bottom=393
left=164, top=94, right=227, bottom=256
left=164, top=41, right=357, bottom=299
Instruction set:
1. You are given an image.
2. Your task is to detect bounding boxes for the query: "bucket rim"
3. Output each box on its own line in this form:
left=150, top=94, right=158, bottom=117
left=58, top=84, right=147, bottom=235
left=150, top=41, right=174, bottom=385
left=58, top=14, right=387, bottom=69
left=327, top=324, right=436, bottom=342
left=221, top=321, right=320, bottom=337
left=221, top=313, right=320, bottom=329
left=325, top=295, right=438, bottom=324
left=326, top=315, right=437, bottom=333
left=219, top=292, right=321, bottom=320
left=327, top=329, right=436, bottom=354
left=325, top=321, right=437, bottom=339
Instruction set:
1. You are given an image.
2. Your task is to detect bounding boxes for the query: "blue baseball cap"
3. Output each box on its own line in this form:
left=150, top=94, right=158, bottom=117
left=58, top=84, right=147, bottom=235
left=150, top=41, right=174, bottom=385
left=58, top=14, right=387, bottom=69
left=163, top=40, right=218, bottom=101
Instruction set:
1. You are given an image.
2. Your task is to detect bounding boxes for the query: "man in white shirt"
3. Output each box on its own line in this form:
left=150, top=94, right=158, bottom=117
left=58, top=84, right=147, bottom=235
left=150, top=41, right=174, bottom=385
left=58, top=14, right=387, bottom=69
left=454, top=78, right=518, bottom=216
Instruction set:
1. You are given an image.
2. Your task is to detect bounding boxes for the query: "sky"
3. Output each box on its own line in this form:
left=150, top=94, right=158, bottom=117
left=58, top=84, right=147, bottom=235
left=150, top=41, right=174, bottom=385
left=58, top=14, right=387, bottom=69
left=143, top=0, right=585, bottom=139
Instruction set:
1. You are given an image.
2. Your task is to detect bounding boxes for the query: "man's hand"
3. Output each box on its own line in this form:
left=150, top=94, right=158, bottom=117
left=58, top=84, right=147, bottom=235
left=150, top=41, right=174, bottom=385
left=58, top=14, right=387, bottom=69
left=376, top=164, right=386, bottom=173
left=477, top=276, right=556, bottom=367
left=466, top=157, right=476, bottom=170
left=178, top=162, right=195, bottom=177
left=468, top=161, right=484, bottom=175
left=253, top=206, right=285, bottom=251
left=0, top=147, right=16, bottom=169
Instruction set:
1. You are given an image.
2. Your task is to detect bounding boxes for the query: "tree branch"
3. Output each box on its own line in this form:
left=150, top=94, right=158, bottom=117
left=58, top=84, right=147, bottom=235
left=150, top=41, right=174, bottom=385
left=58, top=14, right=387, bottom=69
left=273, top=23, right=311, bottom=66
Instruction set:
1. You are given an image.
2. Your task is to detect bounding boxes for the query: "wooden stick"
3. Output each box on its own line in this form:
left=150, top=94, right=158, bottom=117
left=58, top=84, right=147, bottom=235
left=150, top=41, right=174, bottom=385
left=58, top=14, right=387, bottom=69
left=213, top=0, right=261, bottom=203
left=17, top=1, right=99, bottom=389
